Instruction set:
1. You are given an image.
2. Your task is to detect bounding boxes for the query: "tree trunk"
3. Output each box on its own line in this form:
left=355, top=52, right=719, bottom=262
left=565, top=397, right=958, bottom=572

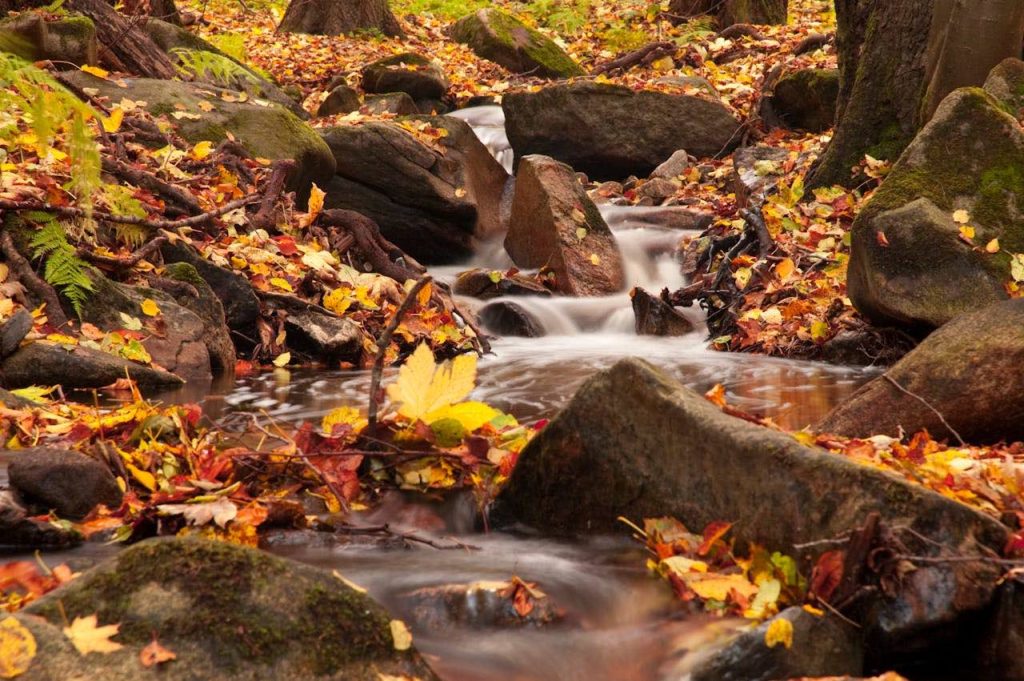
left=67, top=0, right=179, bottom=78
left=124, top=0, right=182, bottom=25
left=278, top=0, right=403, bottom=37
left=717, top=0, right=788, bottom=26
left=668, top=0, right=722, bottom=22
left=810, top=0, right=1024, bottom=188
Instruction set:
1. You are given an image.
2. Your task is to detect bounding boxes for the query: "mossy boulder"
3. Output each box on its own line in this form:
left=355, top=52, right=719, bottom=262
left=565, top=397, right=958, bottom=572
left=317, top=83, right=361, bottom=117
left=451, top=9, right=584, bottom=79
left=361, top=52, right=448, bottom=101
left=818, top=298, right=1024, bottom=444
left=0, top=12, right=97, bottom=67
left=163, top=262, right=236, bottom=374
left=769, top=67, right=839, bottom=132
left=61, top=72, right=335, bottom=205
left=848, top=87, right=1024, bottom=329
left=983, top=57, right=1024, bottom=117
left=502, top=81, right=742, bottom=180
left=16, top=537, right=439, bottom=680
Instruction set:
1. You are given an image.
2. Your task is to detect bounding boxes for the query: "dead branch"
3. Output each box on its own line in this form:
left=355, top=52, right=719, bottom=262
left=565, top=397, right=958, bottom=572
left=80, top=236, right=167, bottom=268
left=592, top=41, right=676, bottom=76
left=249, top=159, right=296, bottom=233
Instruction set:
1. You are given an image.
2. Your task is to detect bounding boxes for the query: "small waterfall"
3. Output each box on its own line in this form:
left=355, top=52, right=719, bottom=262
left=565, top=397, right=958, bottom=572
left=448, top=105, right=514, bottom=174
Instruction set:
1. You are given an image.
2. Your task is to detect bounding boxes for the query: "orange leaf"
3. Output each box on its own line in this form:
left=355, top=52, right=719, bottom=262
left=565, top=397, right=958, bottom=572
left=139, top=637, right=176, bottom=667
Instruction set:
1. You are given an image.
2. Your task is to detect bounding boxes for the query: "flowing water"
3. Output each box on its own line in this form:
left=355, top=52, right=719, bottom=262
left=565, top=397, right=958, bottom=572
left=3, top=106, right=882, bottom=680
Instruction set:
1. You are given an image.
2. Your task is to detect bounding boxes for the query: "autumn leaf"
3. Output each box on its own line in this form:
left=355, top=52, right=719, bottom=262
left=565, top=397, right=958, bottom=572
left=774, top=257, right=796, bottom=282
left=273, top=352, right=291, bottom=367
left=191, top=141, right=213, bottom=161
left=952, top=209, right=970, bottom=224
left=140, top=298, right=160, bottom=317
left=390, top=620, right=412, bottom=651
left=139, top=637, right=176, bottom=668
left=0, top=616, right=36, bottom=678
left=157, top=498, right=238, bottom=528
left=80, top=65, right=109, bottom=79
left=764, top=617, right=794, bottom=649
left=986, top=238, right=1000, bottom=253
left=63, top=615, right=123, bottom=655
left=322, top=406, right=368, bottom=436
left=386, top=343, right=476, bottom=423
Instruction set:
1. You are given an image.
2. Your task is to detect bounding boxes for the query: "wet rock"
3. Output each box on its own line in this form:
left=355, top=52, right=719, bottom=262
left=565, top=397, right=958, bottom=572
left=505, top=155, right=625, bottom=296
left=451, top=8, right=584, bottom=79
left=163, top=262, right=236, bottom=373
left=0, top=491, right=79, bottom=549
left=820, top=328, right=915, bottom=367
left=401, top=581, right=565, bottom=630
left=61, top=72, right=335, bottom=204
left=0, top=308, right=32, bottom=358
left=479, top=300, right=545, bottom=337
left=978, top=579, right=1024, bottom=681
left=361, top=52, right=448, bottom=101
left=8, top=447, right=122, bottom=519
left=688, top=608, right=863, bottom=681
left=363, top=91, right=419, bottom=115
left=160, top=241, right=261, bottom=339
left=818, top=299, right=1024, bottom=443
left=983, top=58, right=1024, bottom=116
left=453, top=268, right=551, bottom=300
left=283, top=308, right=361, bottom=364
left=1, top=341, right=183, bottom=390
left=631, top=287, right=694, bottom=336
left=321, top=116, right=509, bottom=264
left=769, top=68, right=840, bottom=132
left=591, top=181, right=624, bottom=203
left=18, top=536, right=440, bottom=680
left=495, top=358, right=1009, bottom=651
left=0, top=12, right=97, bottom=67
left=503, top=81, right=742, bottom=180
left=636, top=177, right=679, bottom=202
left=848, top=87, right=1024, bottom=330
left=650, top=149, right=691, bottom=180
left=732, top=145, right=790, bottom=208
left=415, top=98, right=449, bottom=115
left=317, top=84, right=362, bottom=117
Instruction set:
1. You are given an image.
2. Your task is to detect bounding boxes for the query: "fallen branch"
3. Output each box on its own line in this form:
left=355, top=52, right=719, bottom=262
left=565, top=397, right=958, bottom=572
left=0, top=194, right=260, bottom=231
left=79, top=236, right=167, bottom=268
left=319, top=209, right=425, bottom=283
left=592, top=41, right=675, bottom=76
left=101, top=157, right=203, bottom=217
left=249, top=159, right=296, bottom=232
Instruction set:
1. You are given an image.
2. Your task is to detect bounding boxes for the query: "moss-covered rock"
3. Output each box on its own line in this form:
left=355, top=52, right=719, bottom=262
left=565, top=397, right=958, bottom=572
left=0, top=12, right=97, bottom=67
left=502, top=81, right=741, bottom=180
left=18, top=537, right=438, bottom=681
left=163, top=262, right=236, bottom=373
left=451, top=9, right=584, bottom=79
left=769, top=67, right=839, bottom=132
left=361, top=52, right=448, bottom=101
left=848, top=87, right=1024, bottom=329
left=983, top=57, right=1024, bottom=117
left=60, top=72, right=335, bottom=205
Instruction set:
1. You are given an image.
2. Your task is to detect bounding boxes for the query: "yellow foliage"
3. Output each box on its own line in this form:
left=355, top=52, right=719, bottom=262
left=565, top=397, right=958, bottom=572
left=386, top=343, right=476, bottom=423
left=0, top=616, right=36, bottom=678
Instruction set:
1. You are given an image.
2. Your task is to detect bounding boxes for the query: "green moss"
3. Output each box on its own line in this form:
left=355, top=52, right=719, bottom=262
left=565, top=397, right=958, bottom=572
left=486, top=9, right=583, bottom=77
left=297, top=585, right=394, bottom=676
left=164, top=262, right=206, bottom=288
left=864, top=122, right=908, bottom=161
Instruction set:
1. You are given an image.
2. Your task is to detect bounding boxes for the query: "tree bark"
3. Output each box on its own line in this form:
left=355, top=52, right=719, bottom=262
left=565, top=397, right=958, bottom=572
left=717, top=0, right=788, bottom=26
left=278, top=0, right=403, bottom=38
left=67, top=0, right=178, bottom=79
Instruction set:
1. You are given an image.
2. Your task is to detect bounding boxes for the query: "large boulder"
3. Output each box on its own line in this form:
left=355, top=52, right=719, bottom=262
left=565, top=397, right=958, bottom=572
left=317, top=84, right=362, bottom=117
left=16, top=537, right=440, bottom=680
left=451, top=9, right=584, bottom=79
left=504, top=155, right=624, bottom=296
left=817, top=299, right=1024, bottom=443
left=495, top=359, right=1009, bottom=650
left=0, top=12, right=97, bottom=67
left=320, top=116, right=509, bottom=264
left=361, top=52, right=448, bottom=101
left=503, top=82, right=742, bottom=180
left=769, top=67, right=839, bottom=132
left=8, top=447, right=122, bottom=519
left=61, top=72, right=335, bottom=204
left=847, top=87, right=1024, bottom=329
left=631, top=287, right=694, bottom=336
left=983, top=58, right=1024, bottom=117
left=1, top=341, right=183, bottom=391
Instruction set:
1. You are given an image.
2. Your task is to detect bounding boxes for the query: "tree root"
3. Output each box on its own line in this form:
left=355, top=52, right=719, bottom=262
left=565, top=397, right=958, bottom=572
left=0, top=228, right=69, bottom=329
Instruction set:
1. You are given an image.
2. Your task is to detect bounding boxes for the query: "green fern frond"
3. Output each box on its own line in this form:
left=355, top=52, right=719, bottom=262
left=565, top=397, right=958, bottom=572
left=171, top=48, right=263, bottom=94
left=29, top=218, right=95, bottom=317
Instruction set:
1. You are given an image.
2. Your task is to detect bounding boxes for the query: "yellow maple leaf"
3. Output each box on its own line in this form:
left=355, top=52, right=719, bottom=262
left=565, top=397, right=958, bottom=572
left=101, top=107, right=124, bottom=133
left=680, top=572, right=758, bottom=602
left=63, top=615, right=123, bottom=655
left=390, top=620, right=412, bottom=651
left=426, top=401, right=498, bottom=431
left=322, top=406, right=368, bottom=436
left=0, top=616, right=36, bottom=678
left=273, top=352, right=291, bottom=367
left=191, top=141, right=214, bottom=160
left=386, top=343, right=476, bottom=422
left=140, top=299, right=160, bottom=317
left=764, top=617, right=794, bottom=649
left=307, top=183, right=326, bottom=221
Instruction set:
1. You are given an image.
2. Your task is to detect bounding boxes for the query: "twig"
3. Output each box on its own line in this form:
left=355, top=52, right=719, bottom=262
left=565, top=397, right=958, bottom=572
left=249, top=159, right=296, bottom=232
left=882, top=374, right=966, bottom=446
left=0, top=194, right=260, bottom=231
left=79, top=236, right=167, bottom=268
left=366, top=275, right=433, bottom=440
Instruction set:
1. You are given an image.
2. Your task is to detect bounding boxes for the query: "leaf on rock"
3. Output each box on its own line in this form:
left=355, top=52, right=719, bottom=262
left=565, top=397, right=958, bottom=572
left=764, top=617, right=793, bottom=649
left=63, top=615, right=123, bottom=655
left=139, top=637, right=176, bottom=667
left=140, top=298, right=160, bottom=317
left=0, top=616, right=36, bottom=678
left=390, top=620, right=412, bottom=651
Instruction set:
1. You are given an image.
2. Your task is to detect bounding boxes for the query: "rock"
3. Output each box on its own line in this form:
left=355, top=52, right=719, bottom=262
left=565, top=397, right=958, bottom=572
left=61, top=72, right=335, bottom=204
left=494, top=358, right=1009, bottom=651
left=478, top=300, right=545, bottom=337
left=363, top=92, right=419, bottom=115
left=687, top=608, right=862, bottom=681
left=503, top=82, right=742, bottom=180
left=0, top=13, right=97, bottom=67
left=636, top=177, right=678, bottom=202
left=1, top=341, right=183, bottom=390
left=163, top=262, right=236, bottom=373
left=18, top=537, right=440, bottom=680
left=979, top=580, right=1024, bottom=681
left=452, top=268, right=551, bottom=300
left=0, top=388, right=32, bottom=408
left=817, top=299, right=1024, bottom=443
left=8, top=447, right=122, bottom=519
left=732, top=145, right=790, bottom=208
left=321, top=116, right=509, bottom=264
left=820, top=328, right=915, bottom=367
left=415, top=98, right=449, bottom=115
left=78, top=273, right=218, bottom=380
left=847, top=87, right=1024, bottom=329
left=650, top=149, right=690, bottom=180
left=143, top=19, right=308, bottom=119
left=160, top=241, right=261, bottom=339
left=0, top=491, right=78, bottom=549
left=769, top=68, right=840, bottom=132
left=0, top=308, right=32, bottom=358
left=317, top=84, right=362, bottom=117
left=283, top=308, right=361, bottom=363
left=505, top=155, right=625, bottom=296
left=361, top=52, right=448, bottom=101
left=401, top=581, right=564, bottom=630
left=631, top=287, right=694, bottom=336
left=451, top=9, right=584, bottom=79
left=983, top=58, right=1024, bottom=116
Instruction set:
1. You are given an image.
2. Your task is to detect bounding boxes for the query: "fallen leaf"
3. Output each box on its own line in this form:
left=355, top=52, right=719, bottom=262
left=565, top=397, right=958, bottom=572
left=139, top=637, right=176, bottom=667
left=157, top=498, right=238, bottom=528
left=140, top=299, right=160, bottom=317
left=272, top=352, right=291, bottom=367
left=80, top=65, right=109, bottom=79
left=390, top=620, right=412, bottom=651
left=0, top=616, right=36, bottom=678
left=764, top=617, right=793, bottom=649
left=63, top=615, right=123, bottom=655
left=952, top=209, right=970, bottom=224
left=386, top=343, right=476, bottom=423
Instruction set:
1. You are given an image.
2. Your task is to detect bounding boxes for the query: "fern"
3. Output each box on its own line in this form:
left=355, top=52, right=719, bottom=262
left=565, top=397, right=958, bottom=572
left=171, top=48, right=263, bottom=94
left=29, top=217, right=95, bottom=317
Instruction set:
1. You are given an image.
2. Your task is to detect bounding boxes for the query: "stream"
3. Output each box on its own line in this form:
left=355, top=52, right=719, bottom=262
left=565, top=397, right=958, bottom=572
left=3, top=106, right=881, bottom=680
